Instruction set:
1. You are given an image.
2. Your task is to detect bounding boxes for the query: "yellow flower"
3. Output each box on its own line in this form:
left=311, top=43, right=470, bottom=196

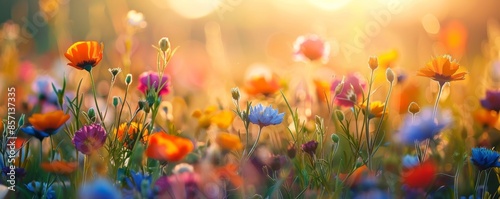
left=211, top=110, right=235, bottom=129
left=216, top=133, right=243, bottom=151
left=417, top=55, right=467, bottom=85
left=192, top=106, right=234, bottom=129
left=115, top=122, right=149, bottom=149
left=360, top=101, right=386, bottom=118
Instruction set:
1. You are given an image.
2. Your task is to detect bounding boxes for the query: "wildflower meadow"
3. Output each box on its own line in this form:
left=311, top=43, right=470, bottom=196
left=1, top=1, right=500, bottom=198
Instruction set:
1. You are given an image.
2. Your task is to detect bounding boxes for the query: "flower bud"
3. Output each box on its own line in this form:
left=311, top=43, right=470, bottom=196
left=368, top=56, right=378, bottom=70
left=386, top=68, right=395, bottom=83
left=334, top=79, right=345, bottom=96
left=335, top=110, right=344, bottom=121
left=331, top=133, right=339, bottom=143
left=158, top=37, right=170, bottom=52
left=231, top=87, right=240, bottom=101
left=88, top=107, right=96, bottom=122
left=408, top=102, right=420, bottom=114
left=301, top=140, right=318, bottom=157
left=108, top=68, right=122, bottom=82
left=112, top=96, right=120, bottom=107
left=125, top=74, right=133, bottom=85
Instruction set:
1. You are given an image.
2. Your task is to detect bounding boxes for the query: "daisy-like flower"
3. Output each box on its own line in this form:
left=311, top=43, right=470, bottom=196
left=40, top=161, right=78, bottom=175
left=137, top=71, right=170, bottom=96
left=293, top=35, right=330, bottom=63
left=21, top=110, right=70, bottom=141
left=216, top=132, right=243, bottom=151
left=470, top=147, right=500, bottom=170
left=64, top=41, right=103, bottom=72
left=480, top=90, right=500, bottom=112
left=360, top=101, right=386, bottom=118
left=72, top=124, right=107, bottom=155
left=417, top=55, right=467, bottom=85
left=248, top=104, right=284, bottom=127
left=145, top=132, right=194, bottom=162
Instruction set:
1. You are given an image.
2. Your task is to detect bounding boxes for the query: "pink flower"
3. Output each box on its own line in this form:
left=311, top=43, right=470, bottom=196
left=293, top=35, right=330, bottom=63
left=330, top=73, right=367, bottom=107
left=137, top=71, right=171, bottom=96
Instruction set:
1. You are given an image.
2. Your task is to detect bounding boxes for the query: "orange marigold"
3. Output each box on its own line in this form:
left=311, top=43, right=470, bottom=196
left=417, top=55, right=466, bottom=85
left=115, top=122, right=149, bottom=149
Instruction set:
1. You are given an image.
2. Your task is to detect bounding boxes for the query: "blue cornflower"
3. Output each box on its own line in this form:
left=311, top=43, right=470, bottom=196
left=395, top=107, right=450, bottom=145
left=470, top=147, right=500, bottom=170
left=79, top=178, right=122, bottom=199
left=402, top=155, right=419, bottom=169
left=25, top=181, right=56, bottom=199
left=248, top=104, right=284, bottom=127
left=123, top=170, right=153, bottom=199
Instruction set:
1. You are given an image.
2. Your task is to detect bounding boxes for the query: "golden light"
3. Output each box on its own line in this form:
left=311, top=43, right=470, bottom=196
left=307, top=0, right=351, bottom=11
left=421, top=14, right=440, bottom=34
left=167, top=0, right=221, bottom=19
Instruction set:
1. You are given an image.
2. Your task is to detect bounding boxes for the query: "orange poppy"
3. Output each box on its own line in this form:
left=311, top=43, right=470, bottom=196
left=115, top=122, right=149, bottom=148
left=216, top=133, right=243, bottom=151
left=244, top=74, right=281, bottom=96
left=339, top=165, right=375, bottom=188
left=417, top=55, right=466, bottom=85
left=40, top=161, right=78, bottom=174
left=64, top=41, right=103, bottom=71
left=28, top=110, right=70, bottom=132
left=146, top=133, right=194, bottom=162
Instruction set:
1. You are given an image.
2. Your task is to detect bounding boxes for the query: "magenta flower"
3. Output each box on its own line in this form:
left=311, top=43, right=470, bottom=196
left=138, top=71, right=171, bottom=96
left=480, top=90, right=500, bottom=112
left=72, top=124, right=107, bottom=155
left=293, top=35, right=330, bottom=63
left=330, top=73, right=367, bottom=107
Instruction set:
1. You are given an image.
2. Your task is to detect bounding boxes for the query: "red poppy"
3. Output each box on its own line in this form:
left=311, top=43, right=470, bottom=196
left=402, top=161, right=437, bottom=189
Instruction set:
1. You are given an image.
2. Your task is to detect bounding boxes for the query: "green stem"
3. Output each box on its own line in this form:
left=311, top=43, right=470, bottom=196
left=371, top=81, right=394, bottom=158
left=365, top=69, right=375, bottom=169
left=423, top=82, right=445, bottom=161
left=247, top=126, right=263, bottom=159
left=89, top=71, right=106, bottom=129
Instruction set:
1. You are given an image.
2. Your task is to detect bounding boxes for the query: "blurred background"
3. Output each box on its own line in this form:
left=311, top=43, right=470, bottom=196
left=1, top=0, right=500, bottom=111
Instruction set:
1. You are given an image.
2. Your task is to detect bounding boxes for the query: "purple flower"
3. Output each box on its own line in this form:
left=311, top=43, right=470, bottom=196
left=301, top=140, right=318, bottom=156
left=138, top=71, right=171, bottom=96
left=480, top=90, right=500, bottom=112
left=330, top=73, right=367, bottom=107
left=72, top=124, right=107, bottom=155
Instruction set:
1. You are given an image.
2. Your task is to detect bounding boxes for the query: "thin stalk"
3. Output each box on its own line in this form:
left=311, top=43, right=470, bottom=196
left=372, top=81, right=394, bottom=154
left=475, top=170, right=482, bottom=196
left=423, top=82, right=445, bottom=161
left=365, top=69, right=375, bottom=169
left=247, top=126, right=263, bottom=159
left=89, top=71, right=106, bottom=129
left=483, top=169, right=491, bottom=198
